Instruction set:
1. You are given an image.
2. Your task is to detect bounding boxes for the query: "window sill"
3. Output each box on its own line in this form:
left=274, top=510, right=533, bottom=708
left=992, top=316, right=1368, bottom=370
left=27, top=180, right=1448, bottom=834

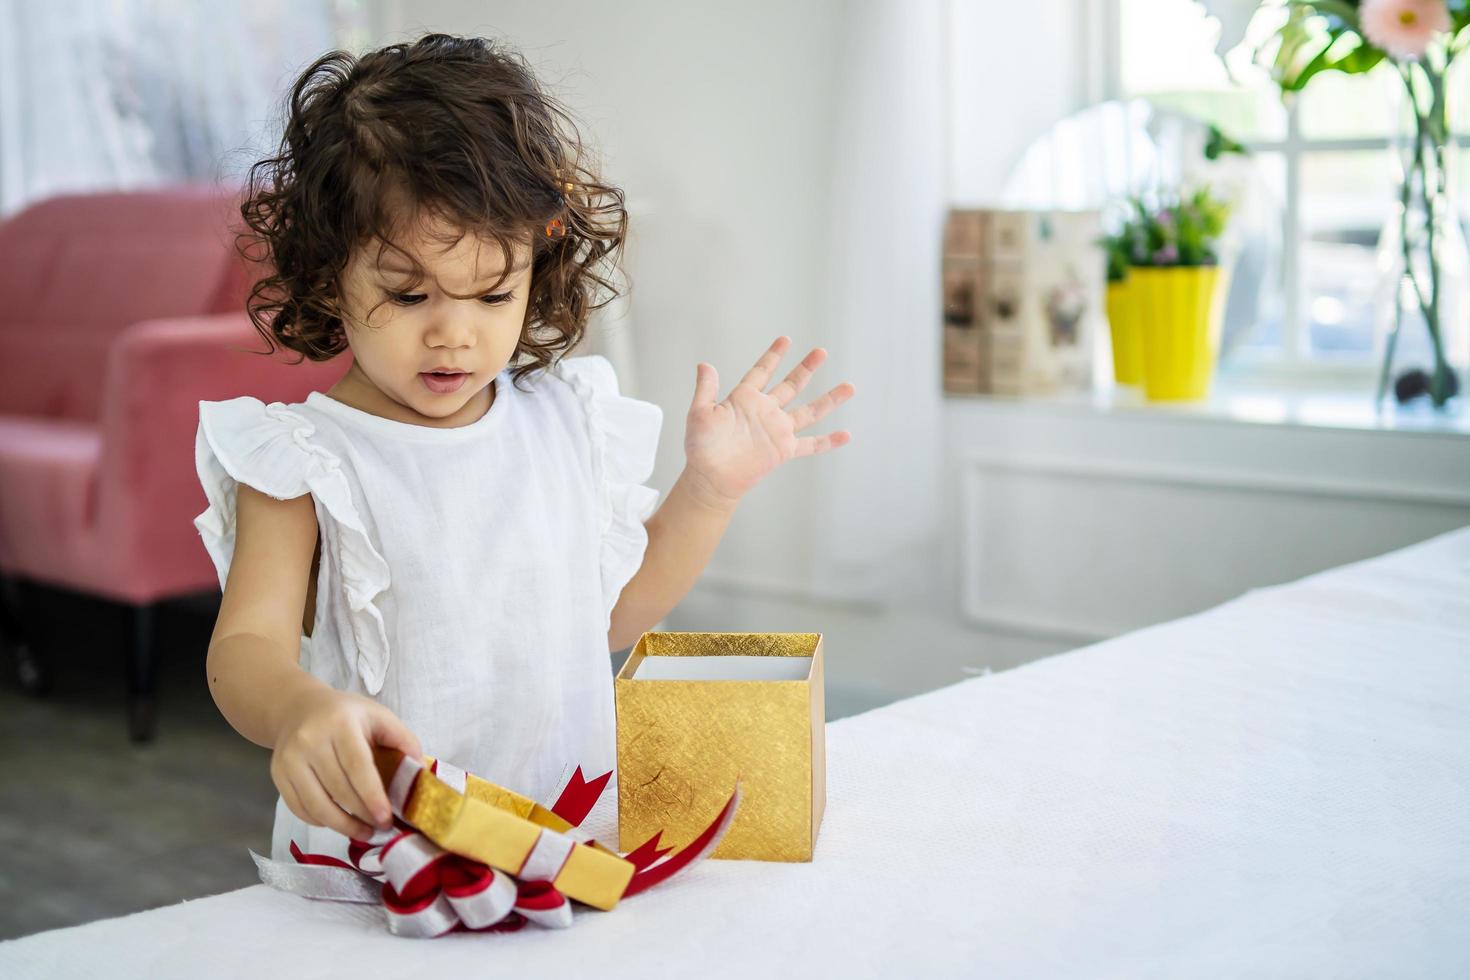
left=947, top=378, right=1470, bottom=439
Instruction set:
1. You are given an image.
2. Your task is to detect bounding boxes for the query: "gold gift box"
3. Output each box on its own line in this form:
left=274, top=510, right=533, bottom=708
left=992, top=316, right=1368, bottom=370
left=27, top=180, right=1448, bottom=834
left=614, top=631, right=826, bottom=862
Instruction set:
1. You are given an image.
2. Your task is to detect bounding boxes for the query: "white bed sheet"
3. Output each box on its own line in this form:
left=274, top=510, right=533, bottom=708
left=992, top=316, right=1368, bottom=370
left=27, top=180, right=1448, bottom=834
left=4, top=528, right=1468, bottom=979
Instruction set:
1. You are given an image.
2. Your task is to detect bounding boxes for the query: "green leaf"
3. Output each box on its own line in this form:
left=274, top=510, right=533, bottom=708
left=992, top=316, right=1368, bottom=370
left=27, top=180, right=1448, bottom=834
left=1336, top=44, right=1385, bottom=74
left=1452, top=23, right=1470, bottom=57
left=1284, top=0, right=1362, bottom=31
left=1204, top=124, right=1249, bottom=159
left=1264, top=7, right=1332, bottom=92
left=1275, top=24, right=1384, bottom=92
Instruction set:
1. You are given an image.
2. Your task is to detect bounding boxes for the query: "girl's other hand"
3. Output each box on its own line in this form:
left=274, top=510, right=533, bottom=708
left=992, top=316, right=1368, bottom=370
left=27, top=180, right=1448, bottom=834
left=685, top=336, right=856, bottom=507
left=269, top=684, right=423, bottom=841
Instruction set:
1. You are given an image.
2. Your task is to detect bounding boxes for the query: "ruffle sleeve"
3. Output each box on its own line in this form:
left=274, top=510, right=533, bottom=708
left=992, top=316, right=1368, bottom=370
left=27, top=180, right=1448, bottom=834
left=192, top=396, right=393, bottom=695
left=554, top=355, right=664, bottom=628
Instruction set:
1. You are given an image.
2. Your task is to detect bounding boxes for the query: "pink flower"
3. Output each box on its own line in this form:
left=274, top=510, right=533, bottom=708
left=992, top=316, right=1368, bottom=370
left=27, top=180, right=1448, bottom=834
left=1360, top=0, right=1452, bottom=61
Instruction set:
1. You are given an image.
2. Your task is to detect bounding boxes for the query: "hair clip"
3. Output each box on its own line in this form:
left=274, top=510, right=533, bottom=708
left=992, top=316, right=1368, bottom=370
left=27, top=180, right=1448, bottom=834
left=545, top=216, right=566, bottom=238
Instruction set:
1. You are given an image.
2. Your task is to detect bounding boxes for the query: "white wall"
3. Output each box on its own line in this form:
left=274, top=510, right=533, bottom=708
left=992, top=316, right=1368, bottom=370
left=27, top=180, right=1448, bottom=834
left=948, top=399, right=1470, bottom=643
left=947, top=0, right=1092, bottom=203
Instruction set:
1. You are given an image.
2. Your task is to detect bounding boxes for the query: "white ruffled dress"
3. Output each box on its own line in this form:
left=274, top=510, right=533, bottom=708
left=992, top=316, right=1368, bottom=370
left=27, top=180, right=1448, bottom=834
left=191, top=354, right=662, bottom=860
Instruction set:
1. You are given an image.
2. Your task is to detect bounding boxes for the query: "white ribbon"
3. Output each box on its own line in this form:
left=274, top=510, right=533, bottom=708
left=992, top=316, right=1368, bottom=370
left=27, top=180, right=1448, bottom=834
left=250, top=755, right=575, bottom=937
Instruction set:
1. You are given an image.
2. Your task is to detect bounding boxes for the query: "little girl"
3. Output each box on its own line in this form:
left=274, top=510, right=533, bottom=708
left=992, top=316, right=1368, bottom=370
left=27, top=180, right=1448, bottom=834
left=194, top=34, right=854, bottom=862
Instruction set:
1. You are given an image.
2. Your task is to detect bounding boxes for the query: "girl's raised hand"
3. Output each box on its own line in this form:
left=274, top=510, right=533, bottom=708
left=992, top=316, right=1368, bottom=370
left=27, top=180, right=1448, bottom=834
left=685, top=336, right=855, bottom=508
left=269, top=683, right=423, bottom=841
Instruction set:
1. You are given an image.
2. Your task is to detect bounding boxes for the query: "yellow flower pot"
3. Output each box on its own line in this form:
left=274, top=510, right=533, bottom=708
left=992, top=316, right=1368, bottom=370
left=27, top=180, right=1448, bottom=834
left=1129, top=265, right=1229, bottom=401
left=1105, top=279, right=1144, bottom=386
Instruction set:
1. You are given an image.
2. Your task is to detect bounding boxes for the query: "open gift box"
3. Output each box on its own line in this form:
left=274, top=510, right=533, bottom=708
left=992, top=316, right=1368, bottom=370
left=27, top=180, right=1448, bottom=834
left=614, top=631, right=826, bottom=862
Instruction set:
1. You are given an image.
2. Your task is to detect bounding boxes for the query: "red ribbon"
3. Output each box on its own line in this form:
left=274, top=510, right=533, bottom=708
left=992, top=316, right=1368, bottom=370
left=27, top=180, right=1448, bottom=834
left=284, top=760, right=741, bottom=937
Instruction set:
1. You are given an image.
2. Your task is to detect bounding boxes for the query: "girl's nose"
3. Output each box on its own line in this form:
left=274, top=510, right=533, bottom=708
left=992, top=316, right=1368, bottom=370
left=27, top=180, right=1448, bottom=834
left=424, top=310, right=477, bottom=349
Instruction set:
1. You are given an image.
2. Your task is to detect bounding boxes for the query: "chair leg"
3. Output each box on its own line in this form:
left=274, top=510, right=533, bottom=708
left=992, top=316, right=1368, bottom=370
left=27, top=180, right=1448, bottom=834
left=126, top=601, right=158, bottom=743
left=0, top=574, right=50, bottom=696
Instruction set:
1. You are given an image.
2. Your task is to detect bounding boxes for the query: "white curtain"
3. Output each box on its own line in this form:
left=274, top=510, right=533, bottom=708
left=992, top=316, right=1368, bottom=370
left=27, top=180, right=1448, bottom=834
left=805, top=0, right=947, bottom=606
left=0, top=0, right=358, bottom=218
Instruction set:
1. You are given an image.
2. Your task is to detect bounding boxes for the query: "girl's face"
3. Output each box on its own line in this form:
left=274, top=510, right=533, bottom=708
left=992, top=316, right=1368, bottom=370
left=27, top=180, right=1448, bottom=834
left=333, top=214, right=533, bottom=427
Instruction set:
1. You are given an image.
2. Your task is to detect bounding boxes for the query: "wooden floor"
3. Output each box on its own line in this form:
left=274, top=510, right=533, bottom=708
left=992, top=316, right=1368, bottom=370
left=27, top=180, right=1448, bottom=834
left=0, top=585, right=276, bottom=941
left=0, top=582, right=883, bottom=941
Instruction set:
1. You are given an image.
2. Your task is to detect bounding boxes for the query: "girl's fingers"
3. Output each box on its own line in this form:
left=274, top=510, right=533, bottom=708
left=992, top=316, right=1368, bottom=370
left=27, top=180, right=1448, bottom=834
left=310, top=755, right=377, bottom=835
left=282, top=773, right=323, bottom=831
left=789, top=382, right=856, bottom=431
left=279, top=774, right=307, bottom=826
left=336, top=731, right=393, bottom=827
left=737, top=335, right=792, bottom=390
left=370, top=709, right=423, bottom=762
left=692, top=361, right=721, bottom=410
left=295, top=766, right=376, bottom=840
left=794, top=430, right=852, bottom=458
left=767, top=347, right=827, bottom=408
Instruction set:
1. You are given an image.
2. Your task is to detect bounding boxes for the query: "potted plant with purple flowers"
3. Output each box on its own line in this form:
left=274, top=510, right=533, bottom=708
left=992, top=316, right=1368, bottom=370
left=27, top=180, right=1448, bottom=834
left=1107, top=187, right=1234, bottom=401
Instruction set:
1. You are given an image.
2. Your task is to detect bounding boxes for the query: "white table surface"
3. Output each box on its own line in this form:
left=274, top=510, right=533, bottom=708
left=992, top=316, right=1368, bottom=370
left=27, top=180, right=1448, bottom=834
left=5, top=528, right=1469, bottom=979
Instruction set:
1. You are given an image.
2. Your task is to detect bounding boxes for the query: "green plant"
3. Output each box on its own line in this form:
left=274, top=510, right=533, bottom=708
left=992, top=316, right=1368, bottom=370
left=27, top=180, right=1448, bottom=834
left=1204, top=123, right=1250, bottom=160
left=1101, top=229, right=1134, bottom=282
left=1254, top=0, right=1470, bottom=407
left=1099, top=187, right=1232, bottom=280
left=1257, top=1, right=1470, bottom=95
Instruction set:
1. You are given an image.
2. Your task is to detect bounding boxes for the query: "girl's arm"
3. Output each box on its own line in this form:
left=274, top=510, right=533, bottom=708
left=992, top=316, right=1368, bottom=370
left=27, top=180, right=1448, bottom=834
left=207, top=484, right=420, bottom=839
left=606, top=468, right=738, bottom=651
left=606, top=337, right=855, bottom=651
left=206, top=487, right=327, bottom=747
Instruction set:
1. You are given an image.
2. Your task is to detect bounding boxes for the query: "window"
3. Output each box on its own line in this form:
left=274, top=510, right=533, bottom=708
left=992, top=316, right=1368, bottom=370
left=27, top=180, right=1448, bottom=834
left=0, top=0, right=365, bottom=217
left=1105, top=0, right=1470, bottom=379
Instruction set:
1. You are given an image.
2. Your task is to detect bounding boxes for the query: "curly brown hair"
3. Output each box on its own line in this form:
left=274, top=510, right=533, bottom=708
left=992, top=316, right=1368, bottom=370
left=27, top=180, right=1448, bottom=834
left=234, top=33, right=628, bottom=391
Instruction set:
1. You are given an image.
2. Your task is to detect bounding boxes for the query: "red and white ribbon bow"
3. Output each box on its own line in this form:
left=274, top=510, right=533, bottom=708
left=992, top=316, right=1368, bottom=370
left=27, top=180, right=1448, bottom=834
left=251, top=756, right=740, bottom=938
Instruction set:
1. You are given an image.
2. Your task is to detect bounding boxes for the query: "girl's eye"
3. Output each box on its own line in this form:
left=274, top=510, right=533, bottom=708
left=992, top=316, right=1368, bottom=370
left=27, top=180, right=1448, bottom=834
left=387, top=292, right=513, bottom=306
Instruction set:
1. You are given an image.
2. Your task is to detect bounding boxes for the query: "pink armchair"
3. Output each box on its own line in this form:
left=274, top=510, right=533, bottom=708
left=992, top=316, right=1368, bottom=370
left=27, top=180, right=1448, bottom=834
left=0, top=184, right=346, bottom=741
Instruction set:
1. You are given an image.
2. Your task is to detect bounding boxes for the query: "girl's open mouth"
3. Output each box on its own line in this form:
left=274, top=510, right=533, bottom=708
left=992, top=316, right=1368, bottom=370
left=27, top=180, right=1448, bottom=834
left=420, top=371, right=469, bottom=394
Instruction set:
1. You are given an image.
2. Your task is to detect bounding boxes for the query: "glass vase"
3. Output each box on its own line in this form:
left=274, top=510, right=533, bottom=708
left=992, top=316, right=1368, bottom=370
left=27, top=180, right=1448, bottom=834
left=1371, top=63, right=1470, bottom=412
